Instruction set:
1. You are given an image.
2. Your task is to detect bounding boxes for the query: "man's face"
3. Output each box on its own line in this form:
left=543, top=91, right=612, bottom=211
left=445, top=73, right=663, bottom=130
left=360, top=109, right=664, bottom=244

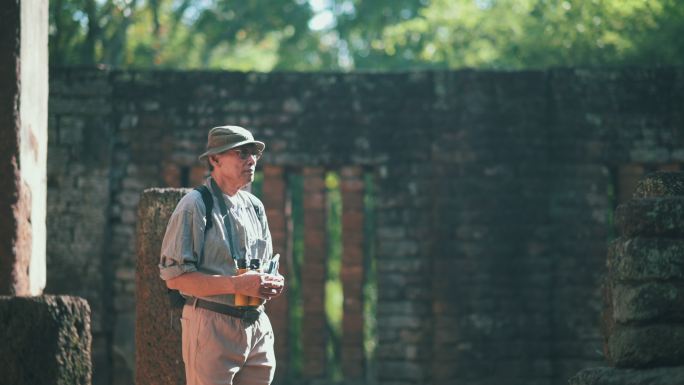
left=211, top=144, right=261, bottom=189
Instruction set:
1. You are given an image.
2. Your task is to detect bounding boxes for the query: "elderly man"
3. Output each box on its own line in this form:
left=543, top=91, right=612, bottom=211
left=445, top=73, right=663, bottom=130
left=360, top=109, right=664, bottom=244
left=159, top=125, right=284, bottom=385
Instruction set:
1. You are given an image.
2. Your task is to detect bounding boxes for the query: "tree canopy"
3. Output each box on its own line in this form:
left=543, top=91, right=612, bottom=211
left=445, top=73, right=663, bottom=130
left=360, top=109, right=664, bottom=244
left=49, top=0, right=684, bottom=71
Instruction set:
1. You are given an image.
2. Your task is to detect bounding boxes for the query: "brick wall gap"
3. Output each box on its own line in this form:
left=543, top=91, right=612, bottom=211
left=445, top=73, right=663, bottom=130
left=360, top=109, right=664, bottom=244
left=361, top=169, right=378, bottom=383
left=324, top=169, right=344, bottom=381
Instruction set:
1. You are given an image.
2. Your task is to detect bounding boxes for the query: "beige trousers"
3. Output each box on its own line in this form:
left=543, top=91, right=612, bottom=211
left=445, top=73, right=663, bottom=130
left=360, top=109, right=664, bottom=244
left=181, top=305, right=276, bottom=385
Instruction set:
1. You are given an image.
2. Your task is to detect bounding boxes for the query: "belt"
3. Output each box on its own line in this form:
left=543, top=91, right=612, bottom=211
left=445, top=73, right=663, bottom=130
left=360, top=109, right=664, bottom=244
left=186, top=298, right=262, bottom=323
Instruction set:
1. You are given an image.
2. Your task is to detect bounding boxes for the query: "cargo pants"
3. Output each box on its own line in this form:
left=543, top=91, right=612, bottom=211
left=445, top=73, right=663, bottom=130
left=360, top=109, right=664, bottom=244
left=181, top=304, right=276, bottom=385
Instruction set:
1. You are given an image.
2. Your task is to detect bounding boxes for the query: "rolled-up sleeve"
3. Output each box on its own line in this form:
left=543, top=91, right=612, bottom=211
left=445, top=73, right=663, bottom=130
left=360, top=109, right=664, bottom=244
left=159, top=195, right=205, bottom=281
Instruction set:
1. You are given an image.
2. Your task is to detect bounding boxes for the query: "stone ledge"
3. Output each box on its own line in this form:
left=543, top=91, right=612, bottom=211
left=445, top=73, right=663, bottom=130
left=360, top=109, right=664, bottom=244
left=0, top=295, right=92, bottom=385
left=615, top=198, right=684, bottom=238
left=610, top=281, right=684, bottom=324
left=606, top=324, right=684, bottom=368
left=634, top=172, right=684, bottom=199
left=570, top=366, right=684, bottom=385
left=608, top=237, right=684, bottom=282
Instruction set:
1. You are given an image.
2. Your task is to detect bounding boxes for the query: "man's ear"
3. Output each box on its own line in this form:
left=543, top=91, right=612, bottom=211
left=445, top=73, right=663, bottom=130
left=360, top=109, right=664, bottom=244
left=209, top=155, right=219, bottom=167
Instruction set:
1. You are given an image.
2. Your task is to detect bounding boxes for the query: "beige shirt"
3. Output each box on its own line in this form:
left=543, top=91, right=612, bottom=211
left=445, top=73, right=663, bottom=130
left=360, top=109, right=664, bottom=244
left=159, top=178, right=272, bottom=306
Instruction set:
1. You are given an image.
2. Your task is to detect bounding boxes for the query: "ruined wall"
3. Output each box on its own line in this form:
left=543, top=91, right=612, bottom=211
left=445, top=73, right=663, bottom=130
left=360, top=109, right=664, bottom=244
left=47, top=69, right=116, bottom=382
left=46, top=68, right=684, bottom=385
left=431, top=71, right=554, bottom=385
left=431, top=69, right=683, bottom=385
left=569, top=172, right=684, bottom=385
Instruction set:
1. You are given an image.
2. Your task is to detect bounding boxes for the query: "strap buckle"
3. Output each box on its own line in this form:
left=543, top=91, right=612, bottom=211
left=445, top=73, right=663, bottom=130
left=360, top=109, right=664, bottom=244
left=242, top=308, right=261, bottom=325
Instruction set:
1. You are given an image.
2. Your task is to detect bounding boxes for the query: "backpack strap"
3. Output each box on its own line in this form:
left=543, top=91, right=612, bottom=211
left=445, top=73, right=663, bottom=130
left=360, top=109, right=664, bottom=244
left=167, top=185, right=215, bottom=309
left=194, top=185, right=214, bottom=231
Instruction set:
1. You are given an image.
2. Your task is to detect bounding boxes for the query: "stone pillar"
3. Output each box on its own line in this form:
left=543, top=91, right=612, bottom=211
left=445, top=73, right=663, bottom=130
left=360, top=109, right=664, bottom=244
left=0, top=3, right=92, bottom=384
left=340, top=166, right=366, bottom=379
left=570, top=172, right=684, bottom=384
left=136, top=188, right=189, bottom=385
left=301, top=167, right=328, bottom=378
left=262, top=165, right=290, bottom=383
left=0, top=0, right=48, bottom=296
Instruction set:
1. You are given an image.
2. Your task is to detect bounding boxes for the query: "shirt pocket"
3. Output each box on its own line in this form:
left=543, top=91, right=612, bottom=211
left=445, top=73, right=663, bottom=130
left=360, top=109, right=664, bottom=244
left=248, top=238, right=270, bottom=264
left=200, top=224, right=237, bottom=275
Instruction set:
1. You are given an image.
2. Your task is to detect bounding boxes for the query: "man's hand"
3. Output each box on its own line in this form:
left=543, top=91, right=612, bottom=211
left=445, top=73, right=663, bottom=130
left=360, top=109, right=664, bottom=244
left=232, top=271, right=284, bottom=300
left=261, top=273, right=285, bottom=300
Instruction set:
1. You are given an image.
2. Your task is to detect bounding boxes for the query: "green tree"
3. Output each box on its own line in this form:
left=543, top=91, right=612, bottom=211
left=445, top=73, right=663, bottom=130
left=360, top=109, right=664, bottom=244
left=50, top=0, right=139, bottom=67
left=330, top=0, right=684, bottom=69
left=49, top=0, right=684, bottom=70
left=50, top=0, right=325, bottom=70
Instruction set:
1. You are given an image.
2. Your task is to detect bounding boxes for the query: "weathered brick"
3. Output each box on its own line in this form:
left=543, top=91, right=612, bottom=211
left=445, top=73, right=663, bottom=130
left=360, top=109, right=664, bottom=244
left=301, top=167, right=327, bottom=379
left=611, top=282, right=684, bottom=324
left=606, top=324, right=684, bottom=368
left=615, top=197, right=684, bottom=237
left=608, top=237, right=684, bottom=282
left=261, top=165, right=290, bottom=383
left=570, top=366, right=684, bottom=385
left=633, top=172, right=684, bottom=199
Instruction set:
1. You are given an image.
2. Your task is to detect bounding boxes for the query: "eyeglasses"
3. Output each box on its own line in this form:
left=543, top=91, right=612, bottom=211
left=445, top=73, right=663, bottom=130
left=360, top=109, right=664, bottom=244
left=231, top=147, right=263, bottom=160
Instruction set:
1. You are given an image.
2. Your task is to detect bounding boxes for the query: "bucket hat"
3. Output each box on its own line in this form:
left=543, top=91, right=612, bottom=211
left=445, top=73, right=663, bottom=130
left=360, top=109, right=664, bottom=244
left=198, top=125, right=265, bottom=160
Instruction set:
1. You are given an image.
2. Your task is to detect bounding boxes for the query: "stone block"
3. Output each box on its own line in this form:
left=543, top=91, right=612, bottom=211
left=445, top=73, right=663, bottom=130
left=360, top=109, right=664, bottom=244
left=608, top=237, right=684, bottom=281
left=136, top=188, right=190, bottom=385
left=0, top=295, right=91, bottom=384
left=611, top=282, right=684, bottom=324
left=615, top=197, right=684, bottom=237
left=569, top=366, right=684, bottom=385
left=633, top=172, right=684, bottom=199
left=383, top=315, right=423, bottom=329
left=606, top=324, right=684, bottom=368
left=59, top=116, right=85, bottom=144
left=377, top=361, right=426, bottom=381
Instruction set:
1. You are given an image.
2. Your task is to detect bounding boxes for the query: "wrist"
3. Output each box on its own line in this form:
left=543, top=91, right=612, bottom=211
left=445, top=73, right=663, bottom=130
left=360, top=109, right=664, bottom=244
left=224, top=275, right=237, bottom=295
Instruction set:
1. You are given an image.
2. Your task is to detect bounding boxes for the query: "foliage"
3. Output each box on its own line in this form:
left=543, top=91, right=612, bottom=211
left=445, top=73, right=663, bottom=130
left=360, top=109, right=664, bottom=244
left=50, top=0, right=328, bottom=70
left=50, top=0, right=684, bottom=70
left=341, top=0, right=684, bottom=69
left=325, top=171, right=343, bottom=381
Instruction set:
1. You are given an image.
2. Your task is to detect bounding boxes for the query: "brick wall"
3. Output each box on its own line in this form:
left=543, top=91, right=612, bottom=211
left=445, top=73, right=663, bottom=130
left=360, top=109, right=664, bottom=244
left=47, top=68, right=115, bottom=382
left=46, top=68, right=684, bottom=385
left=340, top=166, right=366, bottom=379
